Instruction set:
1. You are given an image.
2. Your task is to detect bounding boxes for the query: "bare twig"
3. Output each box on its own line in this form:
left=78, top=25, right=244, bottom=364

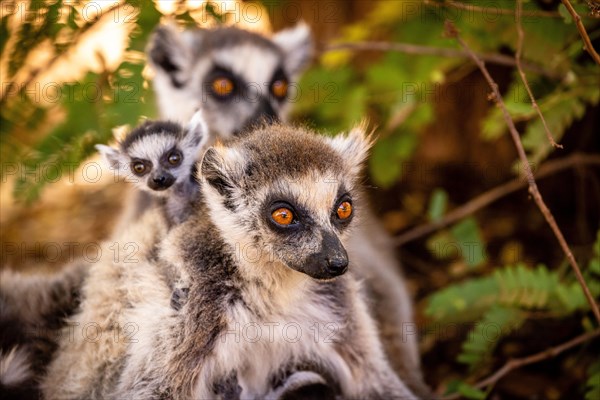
left=395, top=153, right=600, bottom=246
left=561, top=0, right=600, bottom=65
left=425, top=0, right=561, bottom=18
left=444, top=20, right=600, bottom=324
left=515, top=0, right=563, bottom=149
left=441, top=329, right=600, bottom=399
left=324, top=42, right=557, bottom=78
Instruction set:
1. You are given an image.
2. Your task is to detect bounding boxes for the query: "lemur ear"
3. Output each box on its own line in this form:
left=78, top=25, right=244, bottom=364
left=147, top=23, right=191, bottom=87
left=200, top=147, right=239, bottom=198
left=95, top=144, right=125, bottom=172
left=325, top=122, right=373, bottom=177
left=272, top=21, right=313, bottom=77
left=184, top=110, right=208, bottom=149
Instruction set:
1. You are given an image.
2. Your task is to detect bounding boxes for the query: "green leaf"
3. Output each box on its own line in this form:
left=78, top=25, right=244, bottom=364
left=425, top=263, right=586, bottom=323
left=586, top=361, right=600, bottom=400
left=458, top=306, right=525, bottom=370
left=457, top=383, right=487, bottom=400
left=369, top=131, right=417, bottom=188
left=428, top=189, right=448, bottom=222
left=558, top=4, right=572, bottom=24
left=450, top=217, right=487, bottom=268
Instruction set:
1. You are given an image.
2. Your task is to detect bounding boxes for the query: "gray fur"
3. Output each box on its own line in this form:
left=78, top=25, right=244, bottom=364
left=42, top=125, right=417, bottom=399
left=0, top=260, right=89, bottom=398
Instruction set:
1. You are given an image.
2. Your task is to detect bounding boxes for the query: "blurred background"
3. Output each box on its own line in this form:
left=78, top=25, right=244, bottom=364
left=1, top=0, right=599, bottom=398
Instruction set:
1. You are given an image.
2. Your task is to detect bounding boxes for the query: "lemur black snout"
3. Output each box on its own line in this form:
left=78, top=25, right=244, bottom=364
left=149, top=172, right=175, bottom=190
left=326, top=254, right=349, bottom=276
left=321, top=231, right=349, bottom=278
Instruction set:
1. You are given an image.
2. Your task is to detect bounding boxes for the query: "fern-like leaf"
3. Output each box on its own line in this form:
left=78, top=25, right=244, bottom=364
left=458, top=306, right=525, bottom=371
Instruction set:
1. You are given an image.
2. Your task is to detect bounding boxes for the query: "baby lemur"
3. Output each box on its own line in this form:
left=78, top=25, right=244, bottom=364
left=42, top=124, right=417, bottom=399
left=0, top=115, right=205, bottom=398
left=96, top=110, right=208, bottom=225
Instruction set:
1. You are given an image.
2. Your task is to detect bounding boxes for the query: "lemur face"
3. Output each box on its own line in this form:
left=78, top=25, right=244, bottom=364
left=96, top=112, right=207, bottom=195
left=200, top=124, right=371, bottom=280
left=147, top=23, right=313, bottom=142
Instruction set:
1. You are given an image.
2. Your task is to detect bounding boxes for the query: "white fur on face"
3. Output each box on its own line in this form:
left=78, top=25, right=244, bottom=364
left=213, top=45, right=280, bottom=93
left=127, top=134, right=179, bottom=163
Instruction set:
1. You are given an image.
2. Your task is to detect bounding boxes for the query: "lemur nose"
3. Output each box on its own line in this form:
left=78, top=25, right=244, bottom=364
left=326, top=255, right=348, bottom=275
left=153, top=175, right=166, bottom=183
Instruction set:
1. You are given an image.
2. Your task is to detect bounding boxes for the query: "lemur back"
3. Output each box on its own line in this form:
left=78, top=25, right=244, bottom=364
left=43, top=124, right=417, bottom=399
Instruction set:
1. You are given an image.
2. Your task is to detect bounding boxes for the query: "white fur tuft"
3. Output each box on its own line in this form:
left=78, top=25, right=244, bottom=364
left=0, top=347, right=32, bottom=387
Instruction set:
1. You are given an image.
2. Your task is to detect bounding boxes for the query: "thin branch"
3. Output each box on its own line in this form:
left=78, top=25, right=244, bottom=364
left=395, top=153, right=600, bottom=246
left=515, top=0, right=563, bottom=149
left=324, top=42, right=557, bottom=78
left=444, top=20, right=600, bottom=325
left=561, top=0, right=600, bottom=65
left=425, top=0, right=561, bottom=18
left=441, top=329, right=600, bottom=399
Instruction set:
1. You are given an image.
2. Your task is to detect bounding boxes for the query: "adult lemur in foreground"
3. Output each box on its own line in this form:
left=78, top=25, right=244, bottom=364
left=43, top=123, right=417, bottom=399
left=147, top=22, right=431, bottom=396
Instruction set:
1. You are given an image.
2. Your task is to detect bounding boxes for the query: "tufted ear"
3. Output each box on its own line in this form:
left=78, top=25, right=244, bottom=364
left=272, top=21, right=313, bottom=77
left=146, top=23, right=192, bottom=88
left=183, top=109, right=209, bottom=150
left=325, top=122, right=373, bottom=177
left=199, top=146, right=245, bottom=200
left=95, top=144, right=128, bottom=175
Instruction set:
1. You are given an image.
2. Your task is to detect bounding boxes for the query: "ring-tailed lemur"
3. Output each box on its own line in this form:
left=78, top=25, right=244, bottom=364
left=147, top=22, right=431, bottom=396
left=96, top=110, right=208, bottom=225
left=43, top=123, right=417, bottom=399
left=0, top=113, right=206, bottom=397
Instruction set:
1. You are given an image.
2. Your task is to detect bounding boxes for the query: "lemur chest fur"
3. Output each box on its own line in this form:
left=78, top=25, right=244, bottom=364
left=172, top=217, right=350, bottom=397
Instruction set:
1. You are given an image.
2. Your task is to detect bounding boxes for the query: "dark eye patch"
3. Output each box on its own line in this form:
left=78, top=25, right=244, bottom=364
left=130, top=158, right=152, bottom=176
left=262, top=194, right=313, bottom=234
left=331, top=191, right=354, bottom=230
left=268, top=67, right=289, bottom=103
left=204, top=66, right=244, bottom=102
left=160, top=147, right=183, bottom=169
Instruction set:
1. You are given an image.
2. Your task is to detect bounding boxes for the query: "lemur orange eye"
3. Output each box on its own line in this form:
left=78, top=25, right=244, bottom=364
left=132, top=162, right=146, bottom=175
left=337, top=201, right=352, bottom=220
left=271, top=208, right=294, bottom=225
left=271, top=79, right=288, bottom=99
left=212, top=77, right=234, bottom=97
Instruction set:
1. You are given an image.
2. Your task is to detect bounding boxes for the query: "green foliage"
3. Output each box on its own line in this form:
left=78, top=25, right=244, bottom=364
left=586, top=360, right=600, bottom=400
left=445, top=380, right=487, bottom=399
left=427, top=216, right=488, bottom=269
left=427, top=188, right=448, bottom=222
left=458, top=306, right=525, bottom=370
left=426, top=263, right=594, bottom=323
left=483, top=79, right=600, bottom=166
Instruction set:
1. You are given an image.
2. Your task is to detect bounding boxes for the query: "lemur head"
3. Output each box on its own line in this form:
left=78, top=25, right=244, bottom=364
left=147, top=23, right=313, bottom=141
left=199, top=124, right=371, bottom=281
left=96, top=111, right=207, bottom=196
